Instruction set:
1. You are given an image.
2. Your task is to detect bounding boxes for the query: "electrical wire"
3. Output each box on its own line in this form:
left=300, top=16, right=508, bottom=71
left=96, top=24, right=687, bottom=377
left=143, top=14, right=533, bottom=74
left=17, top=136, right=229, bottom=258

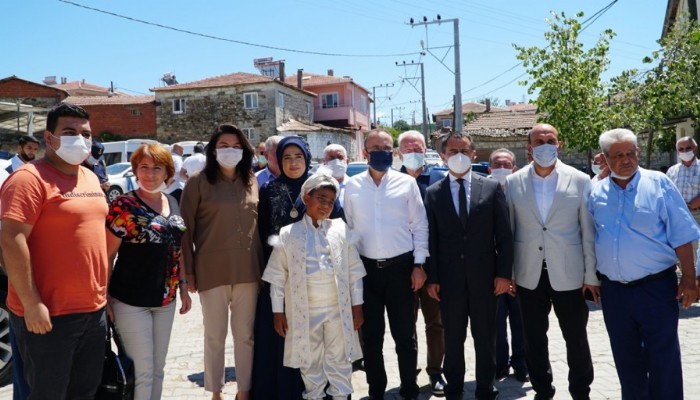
left=58, top=0, right=422, bottom=58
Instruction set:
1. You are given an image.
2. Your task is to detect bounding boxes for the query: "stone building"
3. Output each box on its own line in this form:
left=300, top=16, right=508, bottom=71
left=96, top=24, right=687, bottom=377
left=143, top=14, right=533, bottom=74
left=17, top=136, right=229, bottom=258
left=151, top=72, right=316, bottom=144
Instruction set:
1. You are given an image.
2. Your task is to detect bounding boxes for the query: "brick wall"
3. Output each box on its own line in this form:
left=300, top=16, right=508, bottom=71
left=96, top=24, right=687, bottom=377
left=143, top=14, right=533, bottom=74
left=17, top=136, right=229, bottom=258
left=82, top=103, right=157, bottom=138
left=0, top=79, right=67, bottom=108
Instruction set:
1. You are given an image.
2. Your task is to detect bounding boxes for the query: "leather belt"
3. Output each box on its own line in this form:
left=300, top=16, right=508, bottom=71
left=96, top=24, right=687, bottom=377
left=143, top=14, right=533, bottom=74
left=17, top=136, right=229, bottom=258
left=597, top=266, right=676, bottom=287
left=361, top=252, right=413, bottom=269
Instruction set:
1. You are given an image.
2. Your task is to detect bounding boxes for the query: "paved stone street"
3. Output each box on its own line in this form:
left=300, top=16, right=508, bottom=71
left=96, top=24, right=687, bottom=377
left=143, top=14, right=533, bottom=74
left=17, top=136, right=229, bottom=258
left=2, top=294, right=700, bottom=399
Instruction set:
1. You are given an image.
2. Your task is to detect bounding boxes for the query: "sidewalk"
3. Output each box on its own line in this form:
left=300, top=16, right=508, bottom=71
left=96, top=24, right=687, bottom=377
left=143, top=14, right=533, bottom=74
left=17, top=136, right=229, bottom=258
left=3, top=294, right=700, bottom=399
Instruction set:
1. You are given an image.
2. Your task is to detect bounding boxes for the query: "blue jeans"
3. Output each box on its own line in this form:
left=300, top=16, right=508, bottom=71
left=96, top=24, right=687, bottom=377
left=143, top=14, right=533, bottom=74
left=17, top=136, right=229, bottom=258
left=11, top=308, right=107, bottom=400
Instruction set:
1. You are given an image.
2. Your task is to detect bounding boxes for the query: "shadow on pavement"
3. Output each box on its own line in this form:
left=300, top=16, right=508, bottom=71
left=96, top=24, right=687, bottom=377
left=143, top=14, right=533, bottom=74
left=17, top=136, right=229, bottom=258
left=187, top=367, right=237, bottom=387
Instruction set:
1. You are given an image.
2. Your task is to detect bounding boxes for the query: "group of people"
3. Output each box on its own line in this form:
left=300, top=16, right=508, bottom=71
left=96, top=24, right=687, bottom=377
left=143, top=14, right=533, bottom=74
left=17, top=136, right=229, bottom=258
left=0, top=101, right=697, bottom=400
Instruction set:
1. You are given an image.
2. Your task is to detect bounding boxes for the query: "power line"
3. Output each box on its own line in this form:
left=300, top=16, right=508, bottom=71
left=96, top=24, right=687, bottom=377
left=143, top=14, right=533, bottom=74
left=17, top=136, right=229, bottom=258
left=58, top=0, right=422, bottom=58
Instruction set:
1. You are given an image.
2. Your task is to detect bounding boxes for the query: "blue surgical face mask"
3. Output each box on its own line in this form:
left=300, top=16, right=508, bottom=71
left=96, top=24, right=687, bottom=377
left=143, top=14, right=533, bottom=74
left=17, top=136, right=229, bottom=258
left=531, top=143, right=558, bottom=168
left=368, top=150, right=393, bottom=172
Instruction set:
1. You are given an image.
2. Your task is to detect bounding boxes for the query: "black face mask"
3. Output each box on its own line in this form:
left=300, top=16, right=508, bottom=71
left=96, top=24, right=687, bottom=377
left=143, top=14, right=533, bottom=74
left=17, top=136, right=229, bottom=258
left=20, top=151, right=35, bottom=162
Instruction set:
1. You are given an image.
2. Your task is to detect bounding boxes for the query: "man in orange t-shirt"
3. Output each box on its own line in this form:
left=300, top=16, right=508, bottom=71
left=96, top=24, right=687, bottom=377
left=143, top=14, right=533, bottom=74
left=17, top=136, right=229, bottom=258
left=0, top=103, right=109, bottom=399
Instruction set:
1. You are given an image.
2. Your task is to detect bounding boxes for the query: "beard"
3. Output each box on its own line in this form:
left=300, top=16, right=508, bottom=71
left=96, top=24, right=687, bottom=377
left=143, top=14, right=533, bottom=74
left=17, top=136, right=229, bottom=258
left=20, top=151, right=35, bottom=162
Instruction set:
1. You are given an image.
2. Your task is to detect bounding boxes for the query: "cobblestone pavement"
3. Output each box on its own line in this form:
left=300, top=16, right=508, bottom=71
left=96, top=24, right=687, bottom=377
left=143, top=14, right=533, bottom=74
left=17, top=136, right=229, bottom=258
left=2, top=294, right=700, bottom=399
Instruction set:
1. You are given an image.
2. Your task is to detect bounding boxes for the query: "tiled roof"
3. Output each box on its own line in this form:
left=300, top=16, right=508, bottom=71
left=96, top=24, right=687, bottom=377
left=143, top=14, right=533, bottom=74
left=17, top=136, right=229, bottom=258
left=463, top=110, right=541, bottom=137
left=63, top=95, right=155, bottom=106
left=150, top=72, right=316, bottom=96
left=53, top=80, right=111, bottom=94
left=0, top=75, right=69, bottom=96
left=505, top=103, right=537, bottom=112
left=277, top=118, right=352, bottom=134
left=285, top=72, right=371, bottom=95
left=433, top=102, right=507, bottom=117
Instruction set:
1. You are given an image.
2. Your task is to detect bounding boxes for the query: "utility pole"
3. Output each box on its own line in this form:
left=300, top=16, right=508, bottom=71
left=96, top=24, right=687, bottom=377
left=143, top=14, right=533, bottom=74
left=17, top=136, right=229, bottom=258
left=409, top=15, right=462, bottom=132
left=371, top=83, right=395, bottom=128
left=396, top=60, right=428, bottom=143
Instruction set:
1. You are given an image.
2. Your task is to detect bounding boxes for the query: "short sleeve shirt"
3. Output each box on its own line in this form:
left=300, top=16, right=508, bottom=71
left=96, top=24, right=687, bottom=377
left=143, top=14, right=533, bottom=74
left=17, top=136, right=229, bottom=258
left=0, top=159, right=109, bottom=316
left=106, top=191, right=186, bottom=307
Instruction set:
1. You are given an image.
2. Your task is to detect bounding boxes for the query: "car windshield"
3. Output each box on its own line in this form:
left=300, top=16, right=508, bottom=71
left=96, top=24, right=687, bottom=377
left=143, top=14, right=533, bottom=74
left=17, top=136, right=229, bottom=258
left=107, top=163, right=131, bottom=175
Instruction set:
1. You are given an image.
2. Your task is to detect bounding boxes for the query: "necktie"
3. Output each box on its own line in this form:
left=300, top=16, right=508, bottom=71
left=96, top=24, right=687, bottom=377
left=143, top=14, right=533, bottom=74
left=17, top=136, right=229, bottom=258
left=457, top=178, right=467, bottom=229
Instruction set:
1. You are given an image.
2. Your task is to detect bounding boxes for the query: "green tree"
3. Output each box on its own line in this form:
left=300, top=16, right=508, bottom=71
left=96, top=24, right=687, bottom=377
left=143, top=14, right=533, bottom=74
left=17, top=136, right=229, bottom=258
left=393, top=119, right=410, bottom=132
left=514, top=11, right=615, bottom=159
left=477, top=97, right=502, bottom=107
left=609, top=16, right=700, bottom=165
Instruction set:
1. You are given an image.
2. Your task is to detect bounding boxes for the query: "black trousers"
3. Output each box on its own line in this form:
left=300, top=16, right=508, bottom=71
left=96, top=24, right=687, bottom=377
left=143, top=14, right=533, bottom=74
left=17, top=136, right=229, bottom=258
left=517, top=271, right=593, bottom=400
left=361, top=255, right=419, bottom=398
left=440, top=288, right=498, bottom=400
left=11, top=308, right=107, bottom=400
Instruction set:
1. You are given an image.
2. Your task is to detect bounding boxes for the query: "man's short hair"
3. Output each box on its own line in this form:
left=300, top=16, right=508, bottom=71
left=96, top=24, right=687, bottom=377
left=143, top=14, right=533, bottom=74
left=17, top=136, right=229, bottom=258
left=489, top=148, right=516, bottom=166
left=47, top=103, right=90, bottom=133
left=363, top=129, right=392, bottom=148
left=193, top=142, right=205, bottom=154
left=323, top=144, right=347, bottom=158
left=264, top=135, right=284, bottom=152
left=439, top=131, right=475, bottom=153
left=599, top=128, right=638, bottom=155
left=18, top=135, right=40, bottom=146
left=676, top=135, right=697, bottom=147
left=397, top=130, right=425, bottom=147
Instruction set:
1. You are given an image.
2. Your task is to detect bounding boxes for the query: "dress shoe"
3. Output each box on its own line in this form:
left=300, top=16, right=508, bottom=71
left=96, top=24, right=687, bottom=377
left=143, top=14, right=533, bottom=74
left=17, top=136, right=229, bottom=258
left=352, top=358, right=364, bottom=372
left=533, top=395, right=553, bottom=400
left=514, top=370, right=530, bottom=383
left=429, top=374, right=446, bottom=397
left=495, top=367, right=509, bottom=380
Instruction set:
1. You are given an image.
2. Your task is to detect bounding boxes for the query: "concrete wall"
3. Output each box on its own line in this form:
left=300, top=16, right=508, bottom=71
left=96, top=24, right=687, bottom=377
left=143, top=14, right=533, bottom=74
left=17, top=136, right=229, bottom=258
left=283, top=130, right=357, bottom=161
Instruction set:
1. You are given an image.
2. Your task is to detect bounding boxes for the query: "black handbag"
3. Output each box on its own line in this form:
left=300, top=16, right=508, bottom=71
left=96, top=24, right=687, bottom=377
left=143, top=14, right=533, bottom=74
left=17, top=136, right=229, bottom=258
left=95, top=320, right=135, bottom=400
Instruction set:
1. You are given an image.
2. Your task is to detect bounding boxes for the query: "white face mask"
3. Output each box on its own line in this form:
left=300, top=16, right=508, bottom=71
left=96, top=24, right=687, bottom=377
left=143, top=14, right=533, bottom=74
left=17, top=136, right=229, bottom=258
left=591, top=164, right=603, bottom=175
left=325, top=159, right=347, bottom=179
left=679, top=150, right=695, bottom=162
left=531, top=143, right=558, bottom=168
left=52, top=134, right=91, bottom=166
left=140, top=182, right=167, bottom=194
left=402, top=152, right=425, bottom=170
left=216, top=148, right=243, bottom=169
left=490, top=168, right=512, bottom=185
left=447, top=153, right=472, bottom=175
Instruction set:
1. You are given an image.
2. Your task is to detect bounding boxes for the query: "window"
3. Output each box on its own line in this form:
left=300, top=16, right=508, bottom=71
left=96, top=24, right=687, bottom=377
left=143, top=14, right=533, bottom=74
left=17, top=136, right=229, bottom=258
left=360, top=95, right=367, bottom=114
left=305, top=101, right=312, bottom=116
left=278, top=92, right=285, bottom=107
left=129, top=108, right=141, bottom=117
left=172, top=99, right=186, bottom=114
left=442, top=119, right=451, bottom=128
left=321, top=93, right=338, bottom=109
left=244, top=92, right=258, bottom=109
left=243, top=128, right=255, bottom=141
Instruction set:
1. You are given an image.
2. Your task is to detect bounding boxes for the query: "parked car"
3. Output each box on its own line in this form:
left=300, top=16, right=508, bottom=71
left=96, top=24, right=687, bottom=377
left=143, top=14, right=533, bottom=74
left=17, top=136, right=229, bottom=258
left=425, top=151, right=443, bottom=167
left=106, top=162, right=138, bottom=203
left=346, top=161, right=369, bottom=177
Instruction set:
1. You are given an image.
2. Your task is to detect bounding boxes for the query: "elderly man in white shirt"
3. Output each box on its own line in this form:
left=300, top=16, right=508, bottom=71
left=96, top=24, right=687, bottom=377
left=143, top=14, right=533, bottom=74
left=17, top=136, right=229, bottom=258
left=321, top=144, right=350, bottom=207
left=344, top=129, right=428, bottom=400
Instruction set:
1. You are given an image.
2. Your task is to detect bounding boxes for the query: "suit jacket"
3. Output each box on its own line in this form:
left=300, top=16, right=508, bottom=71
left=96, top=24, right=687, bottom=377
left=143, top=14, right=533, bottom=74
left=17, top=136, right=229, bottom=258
left=505, top=161, right=598, bottom=291
left=425, top=173, right=513, bottom=297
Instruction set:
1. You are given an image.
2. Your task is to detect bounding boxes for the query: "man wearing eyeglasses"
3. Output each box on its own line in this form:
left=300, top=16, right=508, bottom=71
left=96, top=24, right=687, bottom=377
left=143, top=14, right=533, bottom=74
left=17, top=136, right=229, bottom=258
left=666, top=136, right=700, bottom=262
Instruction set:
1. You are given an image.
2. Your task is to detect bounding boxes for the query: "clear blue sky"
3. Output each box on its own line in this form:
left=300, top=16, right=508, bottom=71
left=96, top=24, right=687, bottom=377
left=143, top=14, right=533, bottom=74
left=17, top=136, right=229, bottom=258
left=2, top=0, right=666, bottom=124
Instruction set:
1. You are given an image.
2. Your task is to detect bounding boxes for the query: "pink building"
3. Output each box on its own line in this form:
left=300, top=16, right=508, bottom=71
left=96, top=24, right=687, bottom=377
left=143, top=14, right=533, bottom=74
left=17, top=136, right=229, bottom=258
left=291, top=70, right=372, bottom=132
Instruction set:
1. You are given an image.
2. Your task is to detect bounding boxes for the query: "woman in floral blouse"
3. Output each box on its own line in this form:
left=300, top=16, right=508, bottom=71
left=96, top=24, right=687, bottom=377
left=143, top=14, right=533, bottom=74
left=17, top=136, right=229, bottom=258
left=106, top=143, right=192, bottom=400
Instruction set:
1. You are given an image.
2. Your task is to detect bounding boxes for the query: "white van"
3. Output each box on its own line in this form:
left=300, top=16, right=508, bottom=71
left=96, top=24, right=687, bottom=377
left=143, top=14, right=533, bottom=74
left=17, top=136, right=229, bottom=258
left=102, top=139, right=160, bottom=165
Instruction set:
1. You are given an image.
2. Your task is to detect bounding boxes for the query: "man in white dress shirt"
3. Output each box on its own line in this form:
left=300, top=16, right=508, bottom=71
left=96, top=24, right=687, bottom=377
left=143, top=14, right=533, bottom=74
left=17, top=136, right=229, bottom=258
left=322, top=144, right=349, bottom=208
left=344, top=129, right=429, bottom=400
